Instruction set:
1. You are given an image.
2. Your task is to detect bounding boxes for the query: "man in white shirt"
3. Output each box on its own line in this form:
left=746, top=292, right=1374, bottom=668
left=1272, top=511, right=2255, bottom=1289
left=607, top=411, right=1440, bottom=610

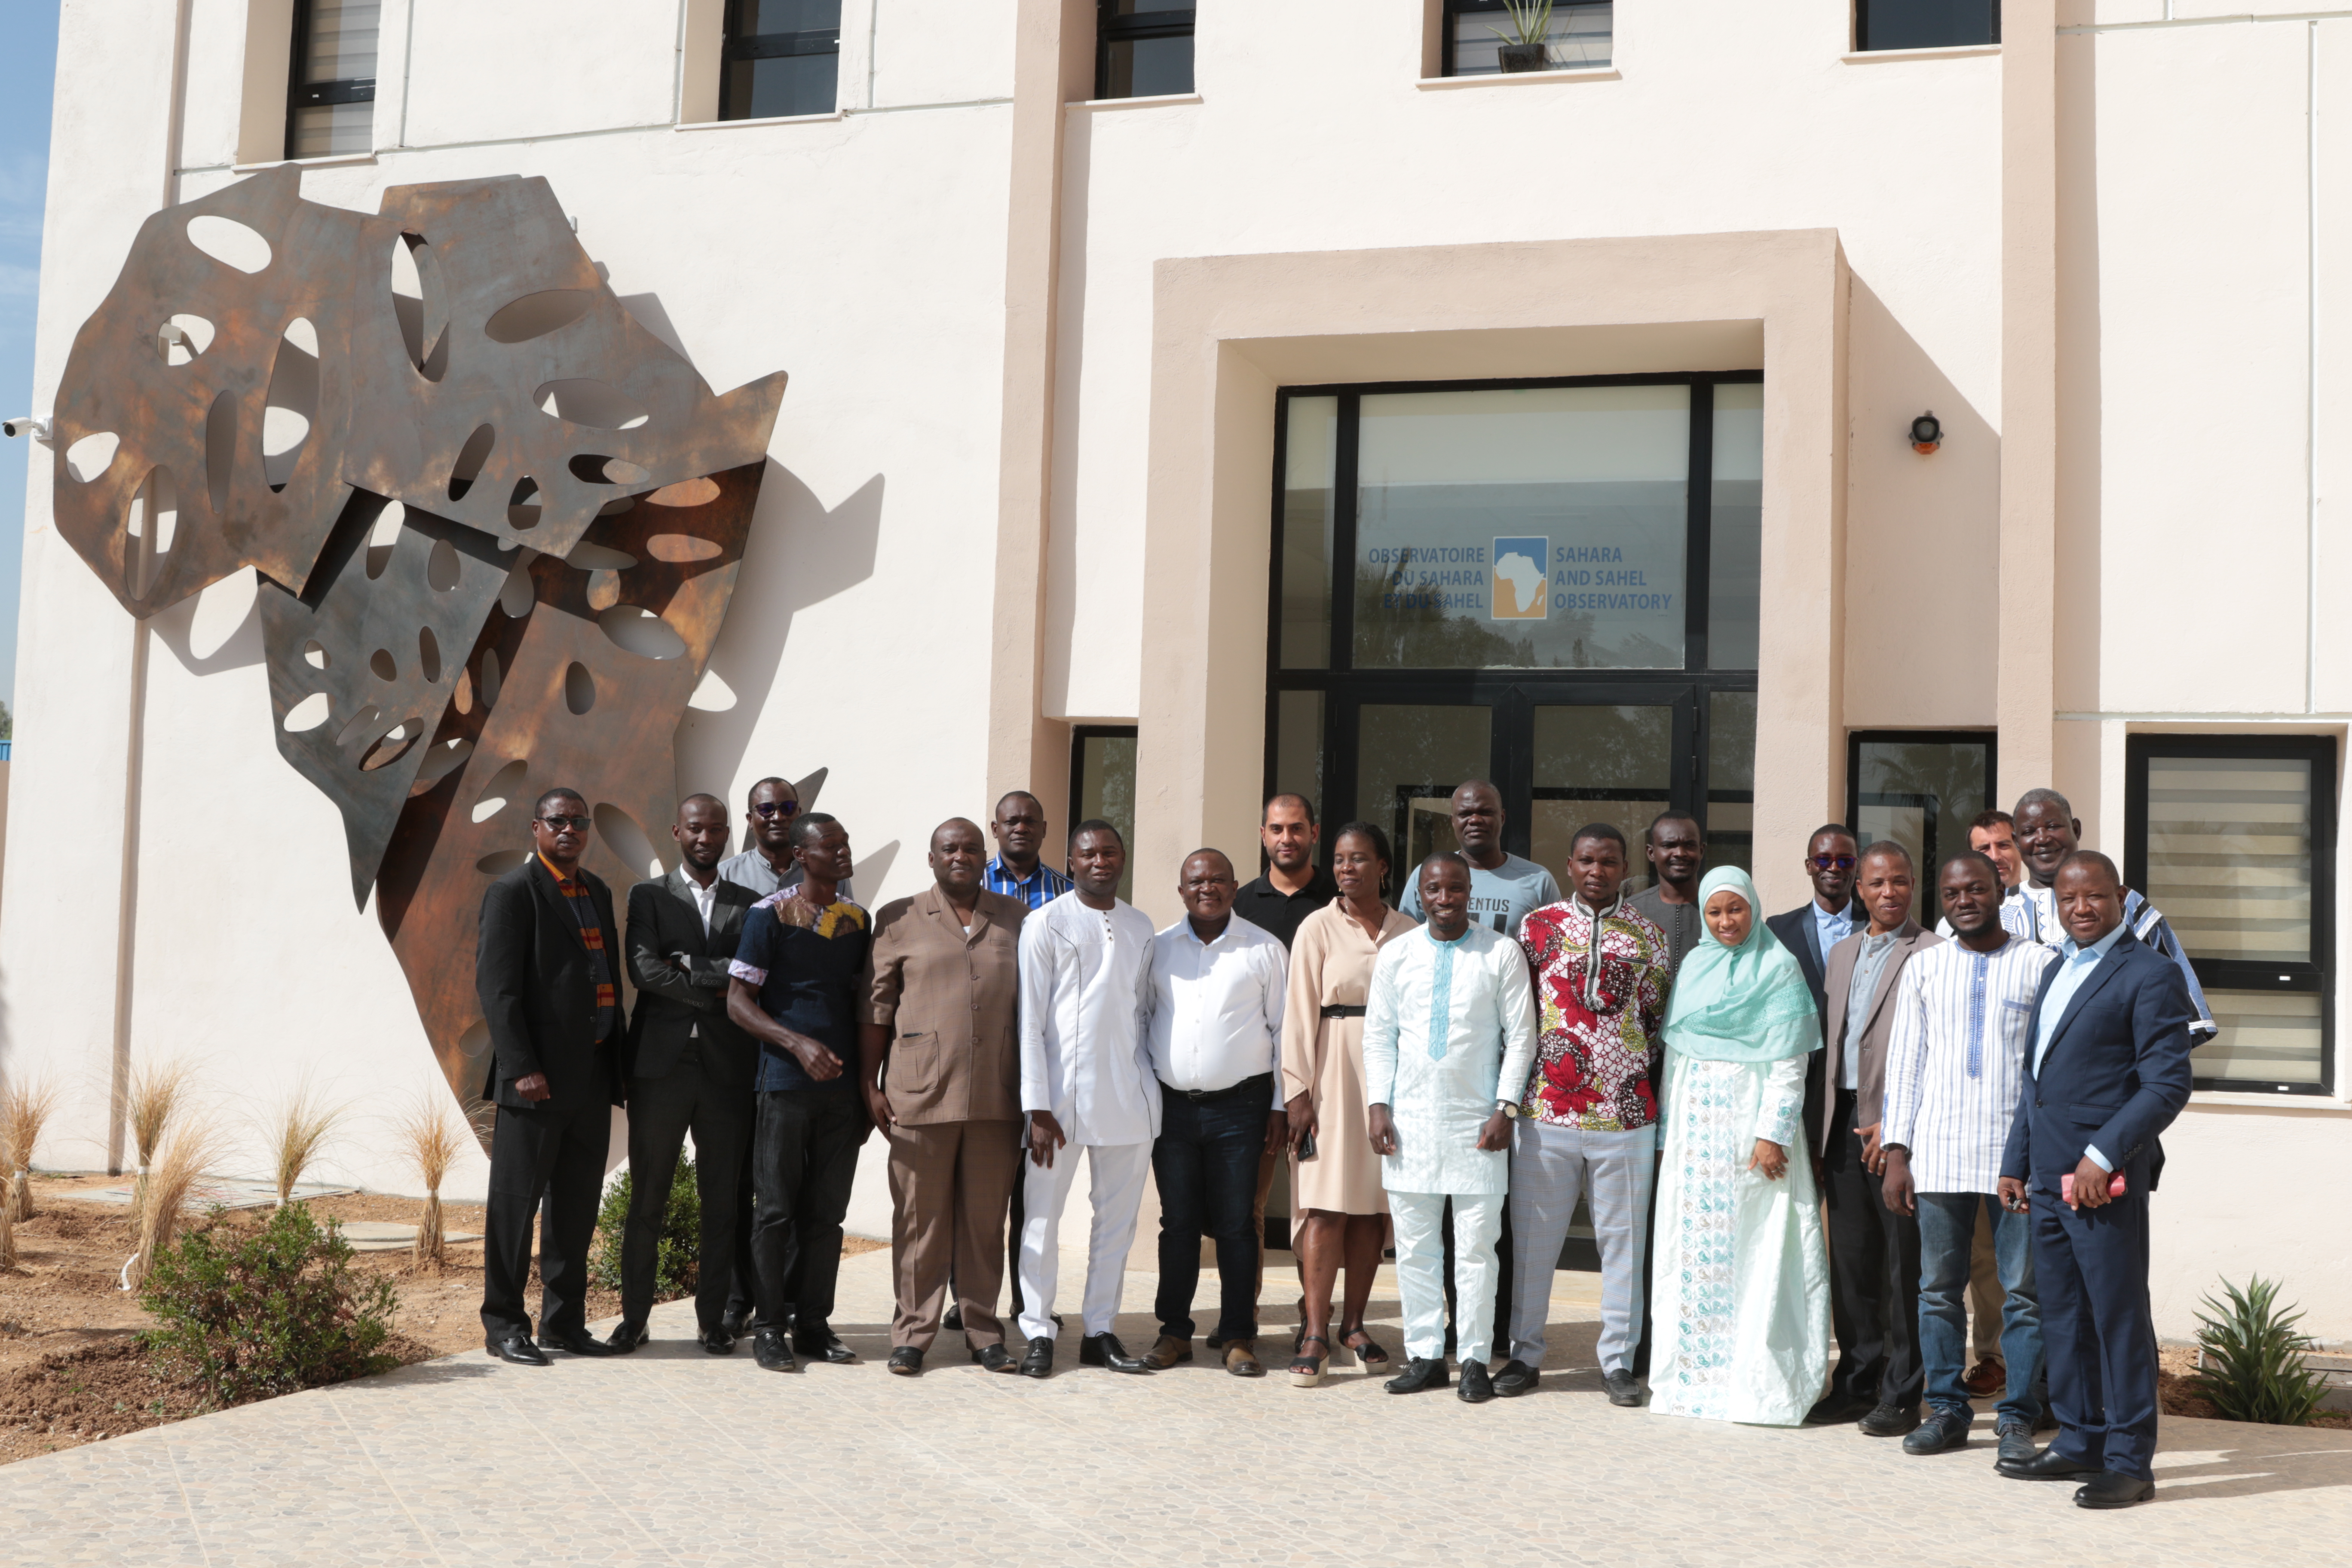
left=1880, top=851, right=2058, bottom=1464
left=1365, top=853, right=1538, bottom=1405
left=1138, top=849, right=1289, bottom=1377
left=1014, top=821, right=1160, bottom=1378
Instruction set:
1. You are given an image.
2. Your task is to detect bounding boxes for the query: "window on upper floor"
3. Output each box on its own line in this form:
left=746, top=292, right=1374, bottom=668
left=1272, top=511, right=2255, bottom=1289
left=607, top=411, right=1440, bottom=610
left=1854, top=0, right=2000, bottom=52
left=720, top=0, right=842, bottom=121
left=1443, top=0, right=1612, bottom=76
left=1097, top=1, right=1194, bottom=99
left=2125, top=735, right=2337, bottom=1098
left=285, top=0, right=379, bottom=160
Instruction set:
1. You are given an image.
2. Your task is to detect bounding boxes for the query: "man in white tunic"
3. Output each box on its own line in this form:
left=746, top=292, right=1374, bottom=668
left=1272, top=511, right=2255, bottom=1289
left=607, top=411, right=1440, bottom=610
left=1014, top=820, right=1160, bottom=1378
left=1365, top=853, right=1537, bottom=1403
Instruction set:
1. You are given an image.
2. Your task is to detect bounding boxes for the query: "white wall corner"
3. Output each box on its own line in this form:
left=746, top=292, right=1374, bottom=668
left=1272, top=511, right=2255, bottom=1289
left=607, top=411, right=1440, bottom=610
left=235, top=0, right=297, bottom=167
left=680, top=0, right=725, bottom=124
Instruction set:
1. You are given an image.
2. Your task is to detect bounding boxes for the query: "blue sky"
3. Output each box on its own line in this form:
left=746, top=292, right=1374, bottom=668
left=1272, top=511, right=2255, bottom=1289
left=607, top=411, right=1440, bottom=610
left=0, top=3, right=58, bottom=719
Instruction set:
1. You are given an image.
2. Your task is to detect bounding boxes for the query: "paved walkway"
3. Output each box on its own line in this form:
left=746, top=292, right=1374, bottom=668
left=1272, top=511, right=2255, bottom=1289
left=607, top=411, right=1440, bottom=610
left=6, top=1249, right=2348, bottom=1566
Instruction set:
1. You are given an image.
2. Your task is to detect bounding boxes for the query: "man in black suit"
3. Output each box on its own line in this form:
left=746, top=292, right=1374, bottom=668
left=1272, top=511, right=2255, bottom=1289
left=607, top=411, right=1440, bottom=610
left=476, top=788, right=625, bottom=1365
left=1766, top=824, right=1864, bottom=1187
left=606, top=793, right=760, bottom=1356
left=1997, top=851, right=2193, bottom=1510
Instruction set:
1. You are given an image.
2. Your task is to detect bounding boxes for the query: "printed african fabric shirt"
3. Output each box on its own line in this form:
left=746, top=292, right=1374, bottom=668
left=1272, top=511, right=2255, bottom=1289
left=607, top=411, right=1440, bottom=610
left=731, top=891, right=872, bottom=1093
left=1517, top=897, right=1673, bottom=1132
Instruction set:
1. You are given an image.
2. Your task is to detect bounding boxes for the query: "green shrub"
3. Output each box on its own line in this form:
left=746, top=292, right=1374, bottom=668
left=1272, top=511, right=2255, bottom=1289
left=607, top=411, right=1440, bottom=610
left=2190, top=1275, right=2334, bottom=1426
left=588, top=1154, right=700, bottom=1298
left=138, top=1203, right=400, bottom=1409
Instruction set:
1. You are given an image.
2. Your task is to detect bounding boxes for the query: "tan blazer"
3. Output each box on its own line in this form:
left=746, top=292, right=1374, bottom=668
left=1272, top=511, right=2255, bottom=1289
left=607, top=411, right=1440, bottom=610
left=1815, top=919, right=1941, bottom=1154
left=862, top=885, right=1027, bottom=1125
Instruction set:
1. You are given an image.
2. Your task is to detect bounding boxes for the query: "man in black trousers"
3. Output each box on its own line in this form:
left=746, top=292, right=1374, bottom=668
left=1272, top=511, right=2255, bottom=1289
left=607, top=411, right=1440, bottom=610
left=606, top=793, right=760, bottom=1356
left=476, top=788, right=625, bottom=1365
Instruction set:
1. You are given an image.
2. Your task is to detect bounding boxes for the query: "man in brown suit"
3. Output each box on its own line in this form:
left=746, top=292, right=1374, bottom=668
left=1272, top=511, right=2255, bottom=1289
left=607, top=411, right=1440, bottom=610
left=1808, top=840, right=1941, bottom=1435
left=859, top=818, right=1029, bottom=1375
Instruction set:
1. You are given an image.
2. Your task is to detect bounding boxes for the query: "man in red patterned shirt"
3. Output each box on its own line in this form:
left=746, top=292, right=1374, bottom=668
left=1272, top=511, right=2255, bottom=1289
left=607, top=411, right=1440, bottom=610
left=1493, top=822, right=1672, bottom=1404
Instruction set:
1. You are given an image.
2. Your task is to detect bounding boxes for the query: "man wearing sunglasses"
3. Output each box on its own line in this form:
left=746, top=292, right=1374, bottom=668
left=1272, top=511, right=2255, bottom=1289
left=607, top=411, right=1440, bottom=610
left=475, top=789, right=628, bottom=1366
left=720, top=777, right=856, bottom=903
left=1765, top=824, right=1865, bottom=1032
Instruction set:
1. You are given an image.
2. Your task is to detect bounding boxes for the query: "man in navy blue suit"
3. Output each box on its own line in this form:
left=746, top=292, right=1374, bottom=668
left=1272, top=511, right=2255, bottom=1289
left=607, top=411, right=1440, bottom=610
left=1996, top=850, right=2194, bottom=1509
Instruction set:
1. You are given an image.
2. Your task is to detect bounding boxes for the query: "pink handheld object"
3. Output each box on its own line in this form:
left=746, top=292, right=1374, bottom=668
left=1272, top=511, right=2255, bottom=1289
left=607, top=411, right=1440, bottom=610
left=2060, top=1170, right=2128, bottom=1204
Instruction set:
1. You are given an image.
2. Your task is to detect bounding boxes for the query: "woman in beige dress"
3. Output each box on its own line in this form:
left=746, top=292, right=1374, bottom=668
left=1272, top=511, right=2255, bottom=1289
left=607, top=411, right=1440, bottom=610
left=1281, top=821, right=1418, bottom=1385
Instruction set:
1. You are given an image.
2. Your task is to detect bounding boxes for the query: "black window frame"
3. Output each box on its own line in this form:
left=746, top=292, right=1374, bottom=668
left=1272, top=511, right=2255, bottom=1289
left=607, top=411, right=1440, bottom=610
left=1069, top=724, right=1141, bottom=901
left=718, top=0, right=844, bottom=122
left=1442, top=0, right=1614, bottom=77
left=1853, top=0, right=2001, bottom=53
left=2123, top=732, right=2337, bottom=1098
left=285, top=0, right=377, bottom=163
left=1262, top=371, right=1763, bottom=868
left=1095, top=2, right=1196, bottom=101
left=1843, top=728, right=1999, bottom=929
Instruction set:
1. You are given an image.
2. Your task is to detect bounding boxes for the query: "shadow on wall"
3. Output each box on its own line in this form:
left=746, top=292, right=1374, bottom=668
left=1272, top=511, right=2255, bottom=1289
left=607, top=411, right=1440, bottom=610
left=673, top=459, right=884, bottom=802
left=149, top=568, right=266, bottom=677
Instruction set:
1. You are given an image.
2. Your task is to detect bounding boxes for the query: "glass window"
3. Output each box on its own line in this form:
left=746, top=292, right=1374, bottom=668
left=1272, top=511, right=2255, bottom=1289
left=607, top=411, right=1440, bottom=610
left=1098, top=2, right=1195, bottom=99
left=721, top=0, right=842, bottom=121
left=1531, top=705, right=1675, bottom=886
left=1855, top=0, right=2000, bottom=51
left=1271, top=691, right=1325, bottom=832
left=286, top=0, right=379, bottom=160
left=2131, top=741, right=2334, bottom=1094
left=1353, top=386, right=1690, bottom=671
left=1706, top=690, right=1757, bottom=875
left=1848, top=732, right=1992, bottom=928
left=1708, top=383, right=1762, bottom=671
left=1279, top=397, right=1337, bottom=670
left=1446, top=1, right=1613, bottom=75
left=1357, top=704, right=1491, bottom=880
left=1071, top=726, right=1139, bottom=903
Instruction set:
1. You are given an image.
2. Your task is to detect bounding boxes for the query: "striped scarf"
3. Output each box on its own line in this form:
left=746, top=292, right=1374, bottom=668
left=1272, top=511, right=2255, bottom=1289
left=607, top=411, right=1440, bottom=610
left=541, top=854, right=617, bottom=1040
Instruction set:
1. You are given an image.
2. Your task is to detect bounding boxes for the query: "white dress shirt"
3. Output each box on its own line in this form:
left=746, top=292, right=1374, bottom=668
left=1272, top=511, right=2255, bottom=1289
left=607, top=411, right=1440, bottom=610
left=1018, top=891, right=1161, bottom=1146
left=1362, top=923, right=1539, bottom=1197
left=680, top=868, right=720, bottom=1038
left=1147, top=915, right=1287, bottom=1109
left=1880, top=935, right=2060, bottom=1194
left=2034, top=920, right=2130, bottom=1170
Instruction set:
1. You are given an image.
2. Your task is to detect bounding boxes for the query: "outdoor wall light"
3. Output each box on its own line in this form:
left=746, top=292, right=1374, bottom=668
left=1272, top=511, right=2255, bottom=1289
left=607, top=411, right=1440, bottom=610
left=1910, top=412, right=1942, bottom=454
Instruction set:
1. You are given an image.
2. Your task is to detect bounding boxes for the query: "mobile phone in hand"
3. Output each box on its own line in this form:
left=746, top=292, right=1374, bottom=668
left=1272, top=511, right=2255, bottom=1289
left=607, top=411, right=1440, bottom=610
left=1297, top=1127, right=1318, bottom=1160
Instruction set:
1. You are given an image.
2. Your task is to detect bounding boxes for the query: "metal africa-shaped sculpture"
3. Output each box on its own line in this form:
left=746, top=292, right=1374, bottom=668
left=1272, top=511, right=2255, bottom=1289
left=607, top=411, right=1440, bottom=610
left=49, top=167, right=787, bottom=1122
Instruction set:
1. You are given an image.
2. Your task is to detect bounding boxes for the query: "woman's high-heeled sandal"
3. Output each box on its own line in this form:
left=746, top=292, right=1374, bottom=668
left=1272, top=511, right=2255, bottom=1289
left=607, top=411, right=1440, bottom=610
left=1341, top=1326, right=1389, bottom=1366
left=1289, top=1334, right=1331, bottom=1387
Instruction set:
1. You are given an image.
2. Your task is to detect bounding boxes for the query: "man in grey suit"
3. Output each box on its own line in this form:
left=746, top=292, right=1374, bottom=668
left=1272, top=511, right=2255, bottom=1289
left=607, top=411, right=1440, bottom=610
left=607, top=794, right=760, bottom=1354
left=1807, top=841, right=1940, bottom=1434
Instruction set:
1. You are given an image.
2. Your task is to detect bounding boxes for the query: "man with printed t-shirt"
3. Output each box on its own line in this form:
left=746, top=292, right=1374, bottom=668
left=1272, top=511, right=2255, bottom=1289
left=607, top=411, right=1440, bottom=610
left=1400, top=781, right=1561, bottom=940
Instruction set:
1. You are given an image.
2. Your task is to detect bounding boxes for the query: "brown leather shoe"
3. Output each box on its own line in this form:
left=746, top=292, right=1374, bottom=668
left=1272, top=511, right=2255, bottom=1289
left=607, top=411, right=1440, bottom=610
left=1141, top=1335, right=1193, bottom=1370
left=1224, top=1338, right=1265, bottom=1378
left=1962, top=1357, right=2006, bottom=1399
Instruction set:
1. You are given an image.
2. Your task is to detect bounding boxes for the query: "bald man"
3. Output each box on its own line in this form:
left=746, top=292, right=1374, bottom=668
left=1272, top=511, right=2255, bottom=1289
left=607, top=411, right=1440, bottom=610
left=1140, top=849, right=1289, bottom=1375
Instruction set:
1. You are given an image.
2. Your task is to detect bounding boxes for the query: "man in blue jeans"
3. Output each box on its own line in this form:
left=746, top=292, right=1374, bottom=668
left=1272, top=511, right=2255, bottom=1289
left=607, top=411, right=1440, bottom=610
left=1139, top=849, right=1289, bottom=1376
left=1879, top=851, right=2058, bottom=1461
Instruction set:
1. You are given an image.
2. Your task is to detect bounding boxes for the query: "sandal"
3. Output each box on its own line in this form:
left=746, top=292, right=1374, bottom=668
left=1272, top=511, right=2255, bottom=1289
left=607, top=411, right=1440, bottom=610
left=1341, top=1326, right=1389, bottom=1366
left=1289, top=1334, right=1331, bottom=1388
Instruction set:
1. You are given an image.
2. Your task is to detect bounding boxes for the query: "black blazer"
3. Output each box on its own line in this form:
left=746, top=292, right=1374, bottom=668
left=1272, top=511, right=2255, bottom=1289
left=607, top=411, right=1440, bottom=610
left=624, top=866, right=758, bottom=1086
left=2002, top=929, right=2195, bottom=1192
left=475, top=855, right=626, bottom=1109
left=1769, top=898, right=1861, bottom=1148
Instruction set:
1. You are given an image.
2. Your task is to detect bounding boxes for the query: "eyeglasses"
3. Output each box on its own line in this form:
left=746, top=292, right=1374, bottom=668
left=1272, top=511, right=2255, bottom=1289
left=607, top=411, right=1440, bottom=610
left=1808, top=854, right=1857, bottom=872
left=753, top=800, right=800, bottom=819
left=539, top=815, right=592, bottom=833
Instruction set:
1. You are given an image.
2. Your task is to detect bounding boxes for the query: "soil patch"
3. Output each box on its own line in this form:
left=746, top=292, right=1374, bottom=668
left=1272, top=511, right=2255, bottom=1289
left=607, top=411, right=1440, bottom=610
left=2157, top=1342, right=2350, bottom=1429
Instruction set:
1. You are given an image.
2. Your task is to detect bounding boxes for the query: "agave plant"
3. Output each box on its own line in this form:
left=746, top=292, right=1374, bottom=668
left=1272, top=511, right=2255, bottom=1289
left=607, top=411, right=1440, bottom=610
left=1488, top=0, right=1556, bottom=47
left=2189, top=1275, right=2334, bottom=1426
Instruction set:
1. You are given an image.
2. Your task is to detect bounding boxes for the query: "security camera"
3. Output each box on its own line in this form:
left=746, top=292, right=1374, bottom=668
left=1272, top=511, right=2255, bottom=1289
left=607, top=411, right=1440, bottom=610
left=3, top=416, right=51, bottom=442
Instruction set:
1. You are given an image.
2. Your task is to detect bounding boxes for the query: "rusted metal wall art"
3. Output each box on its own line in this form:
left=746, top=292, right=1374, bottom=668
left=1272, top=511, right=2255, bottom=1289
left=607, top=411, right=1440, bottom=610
left=51, top=168, right=787, bottom=1125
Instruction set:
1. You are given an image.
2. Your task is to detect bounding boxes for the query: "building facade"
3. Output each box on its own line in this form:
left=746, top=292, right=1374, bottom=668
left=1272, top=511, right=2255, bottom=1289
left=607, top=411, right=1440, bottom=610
left=4, top=0, right=2346, bottom=1339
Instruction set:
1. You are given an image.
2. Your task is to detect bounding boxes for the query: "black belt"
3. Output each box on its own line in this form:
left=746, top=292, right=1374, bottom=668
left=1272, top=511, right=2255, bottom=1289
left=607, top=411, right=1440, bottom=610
left=1321, top=1004, right=1366, bottom=1019
left=1164, top=1071, right=1274, bottom=1104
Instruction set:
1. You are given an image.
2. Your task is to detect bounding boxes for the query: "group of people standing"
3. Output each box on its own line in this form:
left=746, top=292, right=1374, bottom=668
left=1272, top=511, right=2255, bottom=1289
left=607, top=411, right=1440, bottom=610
left=470, top=770, right=2198, bottom=1513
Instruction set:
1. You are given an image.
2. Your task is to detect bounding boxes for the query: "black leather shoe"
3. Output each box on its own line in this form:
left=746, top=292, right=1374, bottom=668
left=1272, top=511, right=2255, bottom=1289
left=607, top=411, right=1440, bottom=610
left=974, top=1344, right=1017, bottom=1373
left=719, top=1308, right=750, bottom=1339
left=943, top=1303, right=964, bottom=1332
left=536, top=1330, right=616, bottom=1358
left=1020, top=1336, right=1054, bottom=1379
left=1385, top=1357, right=1450, bottom=1395
left=1998, top=1446, right=2104, bottom=1481
left=485, top=1333, right=549, bottom=1366
left=1602, top=1369, right=1644, bottom=1407
left=1457, top=1361, right=1495, bottom=1403
left=1078, top=1332, right=1152, bottom=1373
left=604, top=1321, right=649, bottom=1354
left=792, top=1326, right=859, bottom=1365
left=2075, top=1470, right=2155, bottom=1509
left=1903, top=1408, right=1972, bottom=1455
left=753, top=1330, right=799, bottom=1372
left=1995, top=1420, right=2036, bottom=1465
left=887, top=1346, right=923, bottom=1376
left=699, top=1328, right=737, bottom=1357
left=1492, top=1360, right=1540, bottom=1397
left=1805, top=1392, right=1875, bottom=1426
left=1858, top=1401, right=1921, bottom=1437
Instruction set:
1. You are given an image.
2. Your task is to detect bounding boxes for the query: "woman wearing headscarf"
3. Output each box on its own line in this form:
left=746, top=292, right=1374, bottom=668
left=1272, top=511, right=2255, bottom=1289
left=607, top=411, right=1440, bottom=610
left=1649, top=866, right=1831, bottom=1425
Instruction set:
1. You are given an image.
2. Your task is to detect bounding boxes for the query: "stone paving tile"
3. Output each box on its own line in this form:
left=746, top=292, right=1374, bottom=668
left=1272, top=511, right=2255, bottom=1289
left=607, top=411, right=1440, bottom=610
left=6, top=1250, right=2350, bottom=1565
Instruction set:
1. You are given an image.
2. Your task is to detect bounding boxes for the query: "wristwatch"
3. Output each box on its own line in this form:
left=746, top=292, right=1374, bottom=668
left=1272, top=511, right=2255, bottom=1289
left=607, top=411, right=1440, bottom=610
left=1496, top=1100, right=1519, bottom=1119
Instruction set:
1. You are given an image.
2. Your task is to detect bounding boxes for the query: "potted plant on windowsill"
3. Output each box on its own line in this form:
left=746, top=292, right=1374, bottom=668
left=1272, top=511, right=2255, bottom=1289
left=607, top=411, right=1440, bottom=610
left=1491, top=0, right=1556, bottom=73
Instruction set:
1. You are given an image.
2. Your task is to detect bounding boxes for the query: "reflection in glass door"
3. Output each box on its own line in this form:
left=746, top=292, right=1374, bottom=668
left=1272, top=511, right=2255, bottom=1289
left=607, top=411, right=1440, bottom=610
left=1529, top=702, right=1684, bottom=886
left=1355, top=702, right=1493, bottom=892
left=1845, top=731, right=1995, bottom=928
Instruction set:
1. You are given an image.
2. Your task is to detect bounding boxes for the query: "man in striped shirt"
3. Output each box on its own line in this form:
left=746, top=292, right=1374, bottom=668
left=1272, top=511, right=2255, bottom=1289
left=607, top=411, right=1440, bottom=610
left=982, top=790, right=1075, bottom=910
left=1880, top=850, right=2058, bottom=1461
